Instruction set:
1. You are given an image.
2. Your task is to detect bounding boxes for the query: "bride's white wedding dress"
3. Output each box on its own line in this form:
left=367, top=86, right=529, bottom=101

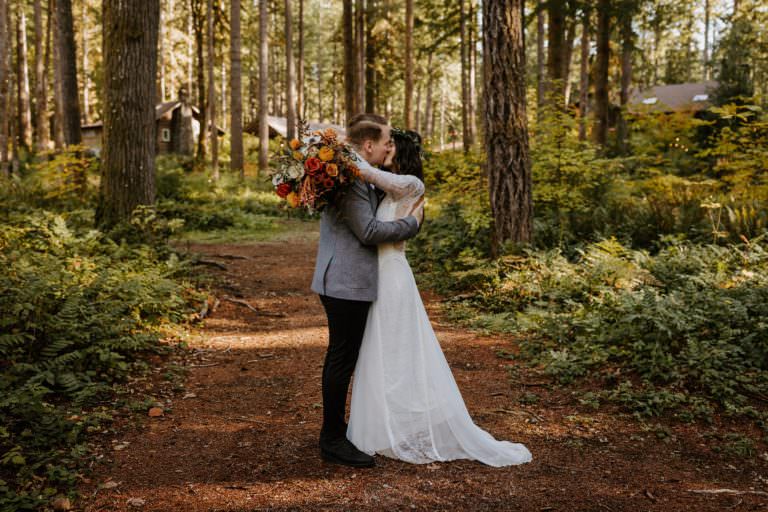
left=346, top=164, right=532, bottom=467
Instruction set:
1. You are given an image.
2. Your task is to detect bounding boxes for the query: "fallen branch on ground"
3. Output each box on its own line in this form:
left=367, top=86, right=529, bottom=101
left=223, top=297, right=286, bottom=317
left=687, top=489, right=768, bottom=497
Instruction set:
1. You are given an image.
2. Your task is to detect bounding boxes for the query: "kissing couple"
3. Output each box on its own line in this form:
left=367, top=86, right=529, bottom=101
left=311, top=113, right=533, bottom=468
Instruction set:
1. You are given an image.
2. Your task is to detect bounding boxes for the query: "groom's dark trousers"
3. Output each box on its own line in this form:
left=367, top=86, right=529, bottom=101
left=319, top=294, right=371, bottom=442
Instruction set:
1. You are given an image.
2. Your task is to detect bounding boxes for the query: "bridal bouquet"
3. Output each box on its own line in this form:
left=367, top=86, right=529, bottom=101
left=270, top=127, right=363, bottom=213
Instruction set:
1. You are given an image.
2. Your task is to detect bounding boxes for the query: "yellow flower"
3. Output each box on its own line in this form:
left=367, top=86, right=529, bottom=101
left=326, top=163, right=339, bottom=177
left=318, top=146, right=334, bottom=162
left=286, top=192, right=300, bottom=208
left=292, top=151, right=304, bottom=161
left=289, top=138, right=302, bottom=150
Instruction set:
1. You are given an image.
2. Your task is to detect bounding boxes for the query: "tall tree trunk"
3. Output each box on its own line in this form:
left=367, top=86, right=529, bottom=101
left=536, top=0, right=545, bottom=112
left=483, top=0, right=532, bottom=250
left=468, top=0, right=477, bottom=144
left=206, top=0, right=218, bottom=179
left=424, top=52, right=433, bottom=138
left=258, top=0, right=268, bottom=174
left=617, top=9, right=633, bottom=153
left=703, top=0, right=710, bottom=81
left=52, top=3, right=64, bottom=150
left=460, top=0, right=469, bottom=151
left=562, top=17, right=576, bottom=107
left=547, top=0, right=566, bottom=99
left=34, top=0, right=48, bottom=151
left=97, top=0, right=159, bottom=228
left=355, top=0, right=364, bottom=113
left=0, top=0, right=8, bottom=174
left=414, top=83, right=421, bottom=134
left=192, top=0, right=206, bottom=162
left=81, top=2, right=90, bottom=122
left=16, top=8, right=33, bottom=149
left=55, top=0, right=81, bottom=146
left=285, top=0, right=296, bottom=140
left=578, top=4, right=590, bottom=141
left=404, top=0, right=414, bottom=127
left=158, top=0, right=165, bottom=101
left=230, top=0, right=243, bottom=176
left=364, top=0, right=376, bottom=112
left=593, top=0, right=610, bottom=147
left=343, top=0, right=355, bottom=122
left=297, top=0, right=304, bottom=120
left=187, top=10, right=193, bottom=95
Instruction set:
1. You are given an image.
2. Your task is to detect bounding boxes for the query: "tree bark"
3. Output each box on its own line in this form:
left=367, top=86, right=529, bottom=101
left=16, top=8, right=33, bottom=149
left=34, top=0, right=48, bottom=151
left=97, top=0, right=159, bottom=228
left=285, top=0, right=296, bottom=140
left=424, top=52, right=433, bottom=139
left=578, top=4, right=590, bottom=141
left=258, top=0, right=268, bottom=174
left=405, top=0, right=414, bottom=128
left=343, top=0, right=355, bottom=122
left=617, top=7, right=633, bottom=153
left=468, top=0, right=477, bottom=144
left=0, top=0, right=8, bottom=174
left=364, top=0, right=376, bottom=112
left=51, top=0, right=64, bottom=150
left=297, top=0, right=304, bottom=120
left=355, top=0, right=365, bottom=112
left=192, top=0, right=206, bottom=162
left=55, top=0, right=81, bottom=146
left=206, top=0, right=218, bottom=178
left=483, top=0, right=532, bottom=250
left=230, top=0, right=244, bottom=176
left=547, top=0, right=566, bottom=99
left=562, top=17, right=576, bottom=107
left=536, top=0, right=545, bottom=112
left=703, top=0, right=709, bottom=81
left=81, top=1, right=90, bottom=121
left=460, top=0, right=469, bottom=151
left=592, top=0, right=610, bottom=147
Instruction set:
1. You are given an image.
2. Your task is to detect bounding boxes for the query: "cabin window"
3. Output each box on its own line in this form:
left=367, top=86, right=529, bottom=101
left=161, top=128, right=171, bottom=142
left=642, top=97, right=658, bottom=105
left=692, top=94, right=708, bottom=102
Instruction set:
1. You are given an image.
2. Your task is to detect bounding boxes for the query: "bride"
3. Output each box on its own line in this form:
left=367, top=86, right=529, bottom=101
left=347, top=129, right=533, bottom=467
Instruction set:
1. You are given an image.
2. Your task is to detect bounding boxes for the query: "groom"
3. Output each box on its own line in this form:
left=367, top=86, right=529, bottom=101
left=311, top=113, right=423, bottom=467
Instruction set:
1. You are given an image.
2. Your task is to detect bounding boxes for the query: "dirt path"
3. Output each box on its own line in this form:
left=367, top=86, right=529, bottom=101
left=80, top=237, right=767, bottom=512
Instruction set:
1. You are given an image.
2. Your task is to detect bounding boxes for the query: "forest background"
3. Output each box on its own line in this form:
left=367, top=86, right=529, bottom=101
left=1, top=0, right=768, bottom=509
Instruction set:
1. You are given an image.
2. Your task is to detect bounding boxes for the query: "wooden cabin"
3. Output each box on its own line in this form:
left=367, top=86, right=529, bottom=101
left=81, top=90, right=224, bottom=156
left=629, top=81, right=719, bottom=114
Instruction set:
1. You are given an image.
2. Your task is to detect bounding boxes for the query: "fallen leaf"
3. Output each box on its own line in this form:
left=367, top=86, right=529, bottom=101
left=148, top=407, right=164, bottom=417
left=101, top=481, right=119, bottom=489
left=51, top=497, right=72, bottom=511
left=182, top=393, right=197, bottom=399
left=127, top=497, right=146, bottom=507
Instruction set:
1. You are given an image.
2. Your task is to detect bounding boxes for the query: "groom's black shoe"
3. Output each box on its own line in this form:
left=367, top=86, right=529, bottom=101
left=319, top=438, right=376, bottom=468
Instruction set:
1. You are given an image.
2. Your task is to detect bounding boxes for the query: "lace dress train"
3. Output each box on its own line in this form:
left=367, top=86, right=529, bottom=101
left=346, top=163, right=532, bottom=467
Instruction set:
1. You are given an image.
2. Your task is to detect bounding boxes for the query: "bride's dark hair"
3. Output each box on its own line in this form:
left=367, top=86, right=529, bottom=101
left=390, top=129, right=424, bottom=181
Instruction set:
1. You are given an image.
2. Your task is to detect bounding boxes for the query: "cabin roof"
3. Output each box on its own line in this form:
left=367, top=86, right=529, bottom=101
left=629, top=81, right=719, bottom=113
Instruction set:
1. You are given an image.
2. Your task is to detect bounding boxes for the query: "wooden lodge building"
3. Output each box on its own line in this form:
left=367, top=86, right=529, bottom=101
left=81, top=90, right=224, bottom=156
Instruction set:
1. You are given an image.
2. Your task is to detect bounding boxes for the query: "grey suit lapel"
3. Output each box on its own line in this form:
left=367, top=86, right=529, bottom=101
left=368, top=184, right=379, bottom=211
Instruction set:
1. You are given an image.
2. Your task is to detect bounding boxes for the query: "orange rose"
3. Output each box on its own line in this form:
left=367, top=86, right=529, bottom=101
left=324, top=128, right=337, bottom=138
left=348, top=164, right=360, bottom=177
left=304, top=157, right=322, bottom=175
left=289, top=138, right=302, bottom=150
left=318, top=146, right=334, bottom=162
left=325, top=163, right=339, bottom=177
left=286, top=192, right=300, bottom=208
left=292, top=151, right=304, bottom=161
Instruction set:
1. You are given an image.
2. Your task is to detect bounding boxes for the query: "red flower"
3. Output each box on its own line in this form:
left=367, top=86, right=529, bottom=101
left=323, top=177, right=335, bottom=189
left=304, top=157, right=323, bottom=176
left=276, top=183, right=292, bottom=198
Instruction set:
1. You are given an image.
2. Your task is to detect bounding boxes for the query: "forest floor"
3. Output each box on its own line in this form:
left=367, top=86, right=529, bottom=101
left=78, top=227, right=768, bottom=512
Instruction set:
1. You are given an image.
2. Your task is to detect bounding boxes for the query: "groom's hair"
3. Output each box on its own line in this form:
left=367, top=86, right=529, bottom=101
left=347, top=121, right=386, bottom=147
left=347, top=113, right=388, bottom=129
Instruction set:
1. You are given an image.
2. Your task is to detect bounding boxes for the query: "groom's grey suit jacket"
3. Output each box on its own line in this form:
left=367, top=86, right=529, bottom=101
left=311, top=179, right=419, bottom=302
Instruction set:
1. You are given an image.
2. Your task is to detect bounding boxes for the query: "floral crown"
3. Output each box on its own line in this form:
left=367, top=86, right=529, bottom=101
left=391, top=128, right=425, bottom=158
